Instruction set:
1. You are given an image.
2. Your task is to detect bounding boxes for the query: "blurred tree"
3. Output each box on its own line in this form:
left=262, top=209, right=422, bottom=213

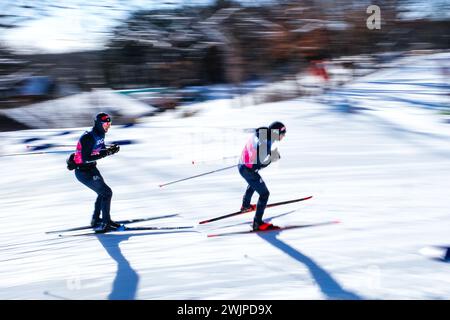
left=1, top=0, right=447, bottom=91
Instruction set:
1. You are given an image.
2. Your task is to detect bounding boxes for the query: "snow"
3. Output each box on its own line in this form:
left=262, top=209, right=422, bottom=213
left=0, top=52, right=449, bottom=300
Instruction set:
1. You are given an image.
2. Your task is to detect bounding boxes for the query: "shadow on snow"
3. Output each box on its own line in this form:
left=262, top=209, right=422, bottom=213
left=257, top=231, right=362, bottom=300
left=95, top=230, right=195, bottom=300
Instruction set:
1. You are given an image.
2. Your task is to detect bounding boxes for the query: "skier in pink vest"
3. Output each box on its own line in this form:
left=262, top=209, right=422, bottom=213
left=238, top=121, right=286, bottom=231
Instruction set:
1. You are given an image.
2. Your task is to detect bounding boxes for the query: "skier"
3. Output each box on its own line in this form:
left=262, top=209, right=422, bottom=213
left=238, top=121, right=286, bottom=231
left=71, top=112, right=121, bottom=232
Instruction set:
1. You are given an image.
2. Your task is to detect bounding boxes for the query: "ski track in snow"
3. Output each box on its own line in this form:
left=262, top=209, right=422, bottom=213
left=0, top=52, right=449, bottom=300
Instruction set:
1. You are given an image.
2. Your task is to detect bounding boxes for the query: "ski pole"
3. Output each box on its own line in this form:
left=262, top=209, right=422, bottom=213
left=26, top=145, right=75, bottom=149
left=191, top=155, right=239, bottom=165
left=26, top=144, right=115, bottom=148
left=0, top=148, right=112, bottom=158
left=159, top=164, right=237, bottom=188
left=0, top=150, right=74, bottom=157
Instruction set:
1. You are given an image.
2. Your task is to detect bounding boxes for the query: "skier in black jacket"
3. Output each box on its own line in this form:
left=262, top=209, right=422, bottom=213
left=72, top=112, right=121, bottom=232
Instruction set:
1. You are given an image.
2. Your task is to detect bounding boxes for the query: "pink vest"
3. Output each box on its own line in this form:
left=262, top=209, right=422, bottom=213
left=240, top=136, right=258, bottom=169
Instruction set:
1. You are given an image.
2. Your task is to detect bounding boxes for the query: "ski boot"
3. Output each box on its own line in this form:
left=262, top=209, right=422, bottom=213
left=94, top=220, right=124, bottom=233
left=240, top=204, right=256, bottom=213
left=90, top=216, right=102, bottom=228
left=252, top=219, right=280, bottom=231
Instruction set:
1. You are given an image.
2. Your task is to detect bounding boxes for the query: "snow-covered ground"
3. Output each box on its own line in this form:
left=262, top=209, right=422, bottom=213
left=0, top=52, right=449, bottom=300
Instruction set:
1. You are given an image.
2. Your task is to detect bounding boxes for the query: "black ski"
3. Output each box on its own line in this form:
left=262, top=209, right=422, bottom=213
left=58, top=225, right=195, bottom=237
left=207, top=221, right=338, bottom=238
left=46, top=214, right=179, bottom=234
left=100, top=225, right=194, bottom=233
left=199, top=196, right=313, bottom=225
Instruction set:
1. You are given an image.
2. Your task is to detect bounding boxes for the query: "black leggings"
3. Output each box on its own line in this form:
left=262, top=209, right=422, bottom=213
left=238, top=165, right=270, bottom=223
left=75, top=167, right=113, bottom=223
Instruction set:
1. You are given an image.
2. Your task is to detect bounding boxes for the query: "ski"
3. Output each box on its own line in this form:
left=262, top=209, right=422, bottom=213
left=207, top=221, right=338, bottom=238
left=211, top=209, right=298, bottom=231
left=198, top=196, right=313, bottom=225
left=46, top=214, right=179, bottom=234
left=58, top=225, right=195, bottom=237
left=96, top=225, right=194, bottom=233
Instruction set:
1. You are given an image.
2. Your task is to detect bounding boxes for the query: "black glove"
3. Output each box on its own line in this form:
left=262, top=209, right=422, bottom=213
left=66, top=153, right=76, bottom=171
left=103, top=144, right=120, bottom=157
left=109, top=144, right=120, bottom=155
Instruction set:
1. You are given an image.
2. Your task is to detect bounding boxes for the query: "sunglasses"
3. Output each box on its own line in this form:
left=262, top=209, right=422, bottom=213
left=100, top=115, right=111, bottom=122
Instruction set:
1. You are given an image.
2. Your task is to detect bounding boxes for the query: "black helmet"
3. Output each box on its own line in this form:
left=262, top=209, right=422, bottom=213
left=269, top=121, right=286, bottom=135
left=94, top=112, right=111, bottom=134
left=95, top=112, right=111, bottom=124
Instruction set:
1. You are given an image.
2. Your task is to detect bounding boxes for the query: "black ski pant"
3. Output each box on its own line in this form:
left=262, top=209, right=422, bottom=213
left=238, top=164, right=270, bottom=223
left=75, top=167, right=113, bottom=223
